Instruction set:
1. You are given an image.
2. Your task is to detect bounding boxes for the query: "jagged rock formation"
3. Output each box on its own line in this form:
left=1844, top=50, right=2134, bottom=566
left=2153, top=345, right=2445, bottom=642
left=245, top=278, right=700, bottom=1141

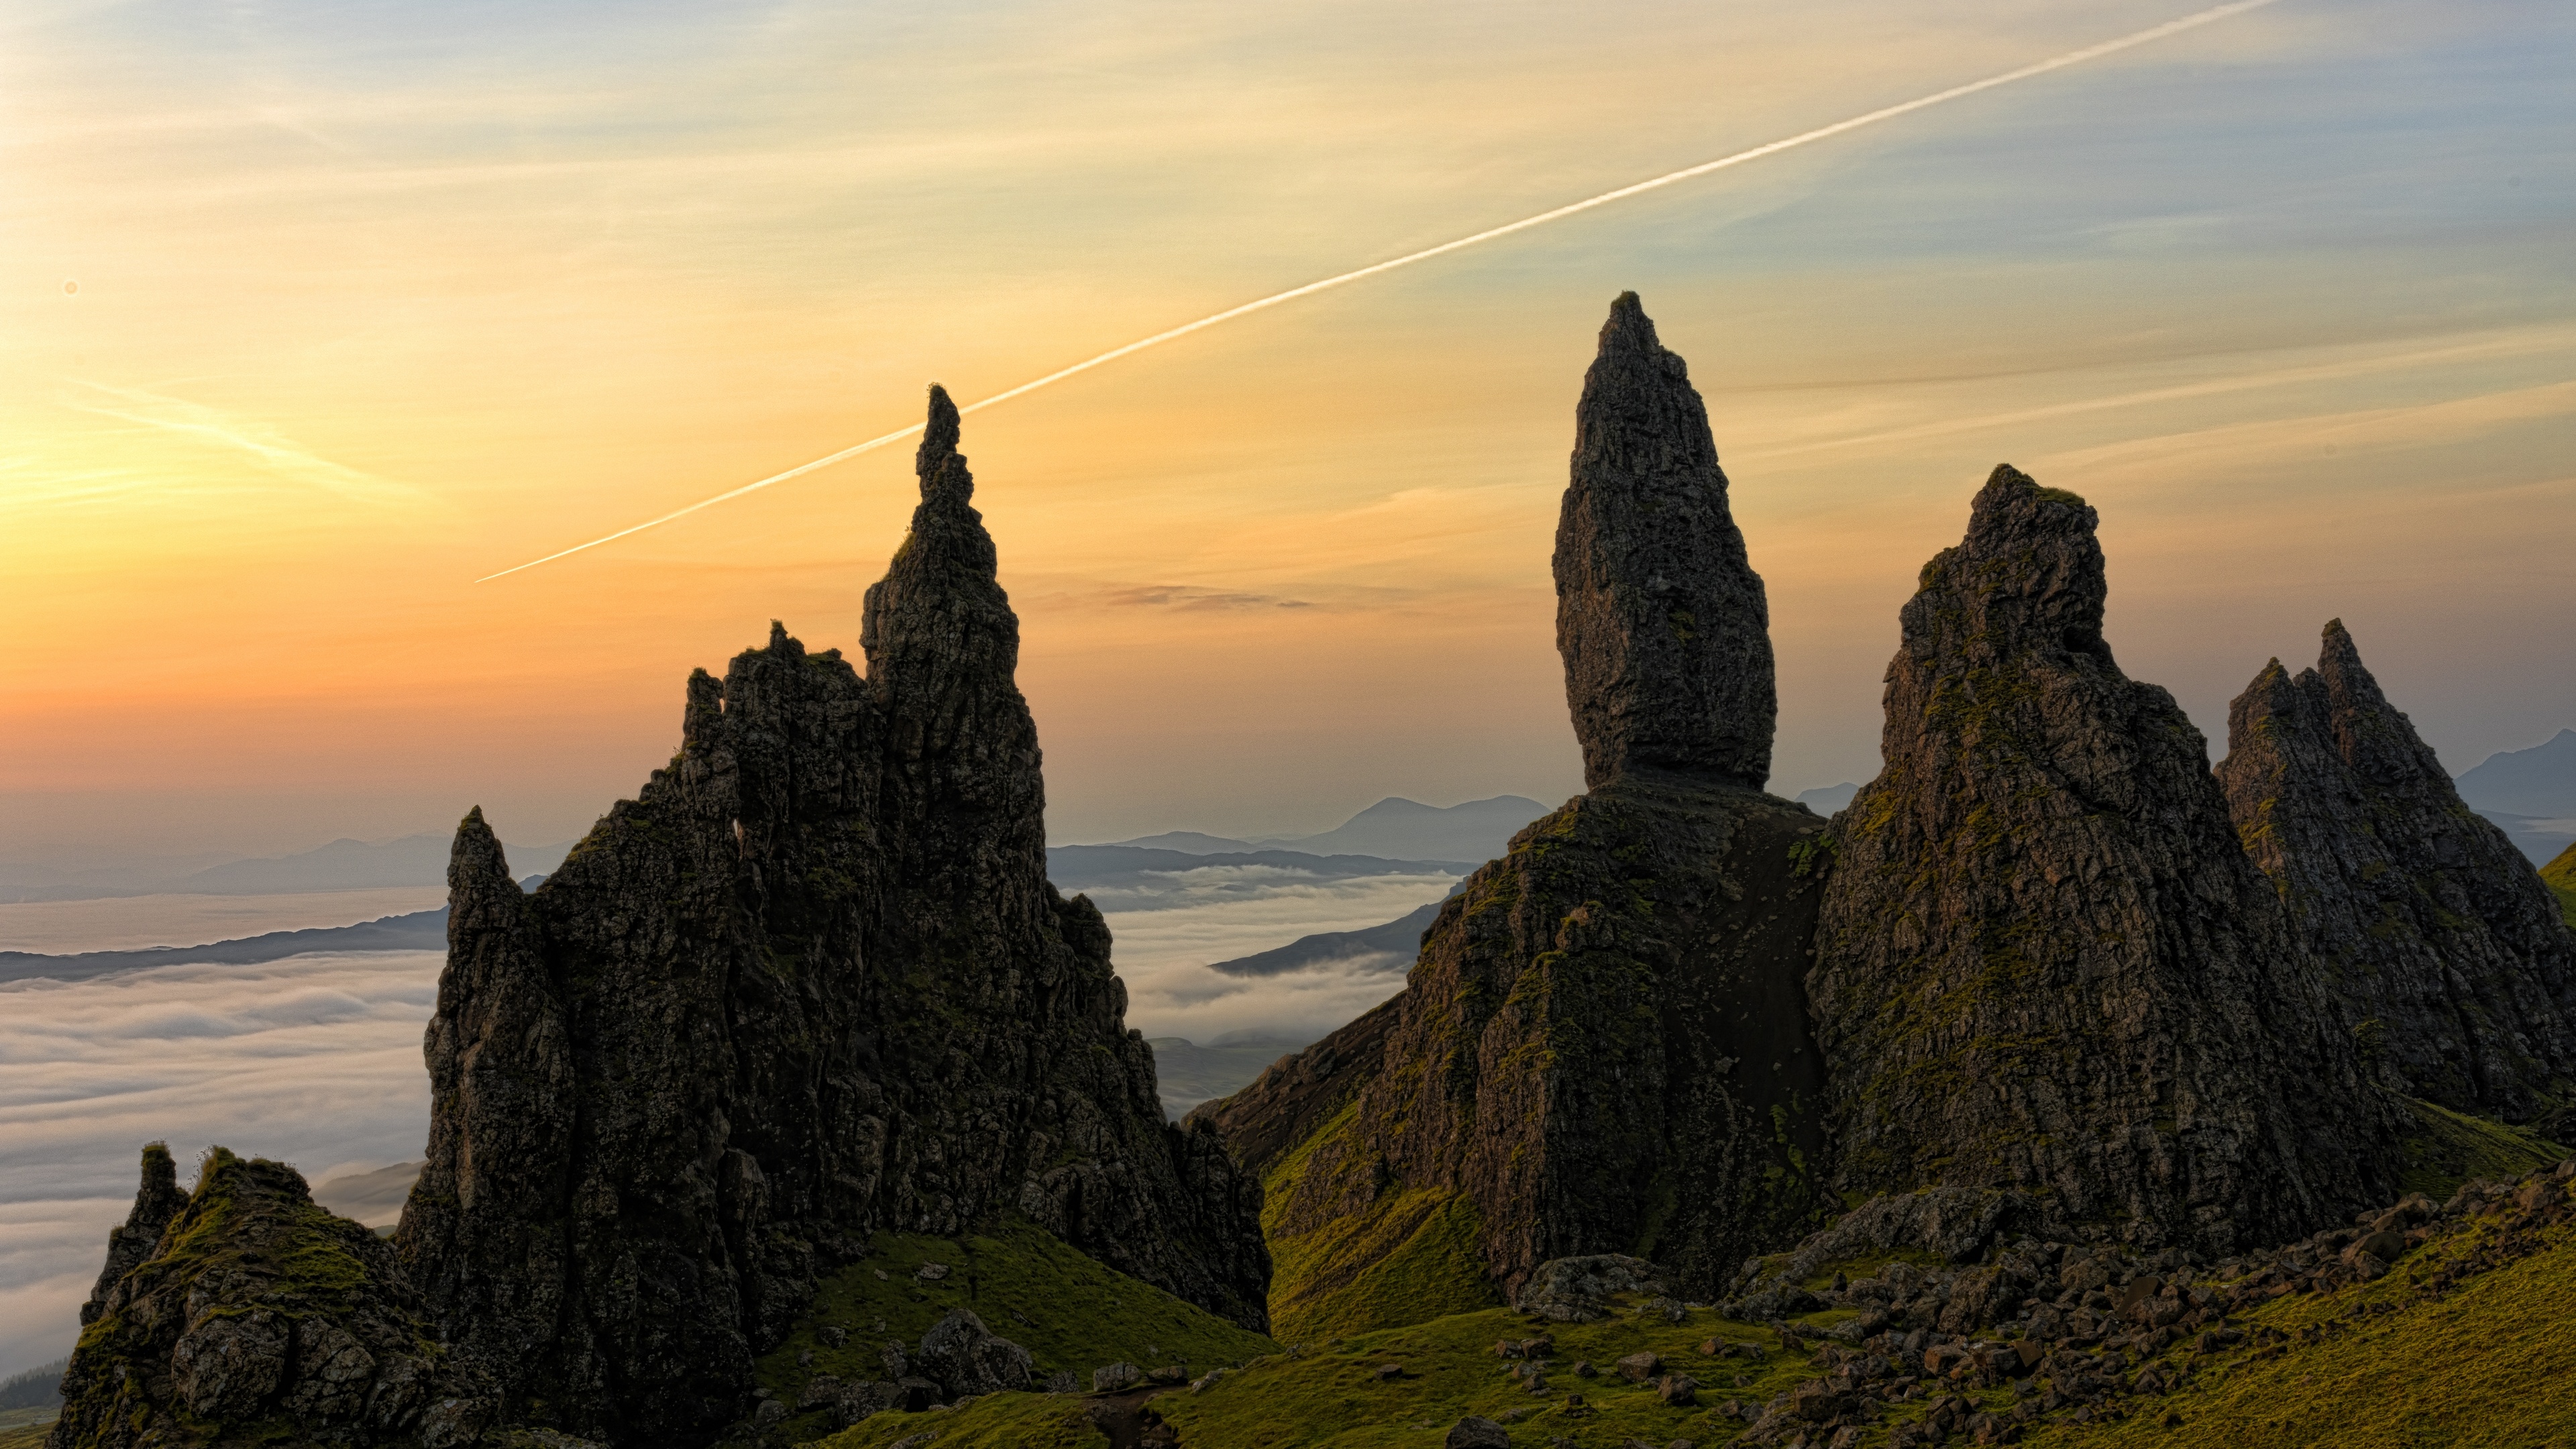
left=2216, top=620, right=2576, bottom=1116
left=74, top=1142, right=188, bottom=1328
left=1556, top=291, right=1776, bottom=790
left=53, top=1147, right=488, bottom=1449
left=1809, top=466, right=2400, bottom=1253
left=1208, top=295, right=1832, bottom=1327
left=394, top=388, right=1267, bottom=1446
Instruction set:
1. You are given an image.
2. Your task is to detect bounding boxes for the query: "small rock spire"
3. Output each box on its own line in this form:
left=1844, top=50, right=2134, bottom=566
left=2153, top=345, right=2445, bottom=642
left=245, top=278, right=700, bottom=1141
left=78, top=1142, right=189, bottom=1325
left=1554, top=291, right=1776, bottom=789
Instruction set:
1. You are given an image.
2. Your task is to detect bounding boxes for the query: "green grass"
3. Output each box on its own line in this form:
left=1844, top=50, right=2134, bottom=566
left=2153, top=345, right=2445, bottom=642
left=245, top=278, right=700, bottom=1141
left=2398, top=1097, right=2569, bottom=1199
left=1258, top=1104, right=1504, bottom=1346
left=747, top=1213, right=1273, bottom=1446
left=1155, top=1302, right=1813, bottom=1449
left=807, top=1390, right=1108, bottom=1449
left=2026, top=1181, right=2576, bottom=1448
left=0, top=1424, right=48, bottom=1449
left=2540, top=842, right=2576, bottom=928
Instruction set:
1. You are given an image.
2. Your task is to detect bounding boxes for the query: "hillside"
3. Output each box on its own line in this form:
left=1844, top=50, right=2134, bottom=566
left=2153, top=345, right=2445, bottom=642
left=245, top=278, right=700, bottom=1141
left=790, top=1152, right=2575, bottom=1449
left=2544, top=842, right=2576, bottom=928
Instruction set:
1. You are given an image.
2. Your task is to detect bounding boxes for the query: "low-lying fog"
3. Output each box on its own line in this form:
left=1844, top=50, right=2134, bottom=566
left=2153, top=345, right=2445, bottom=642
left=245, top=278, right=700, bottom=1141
left=0, top=865, right=1453, bottom=1381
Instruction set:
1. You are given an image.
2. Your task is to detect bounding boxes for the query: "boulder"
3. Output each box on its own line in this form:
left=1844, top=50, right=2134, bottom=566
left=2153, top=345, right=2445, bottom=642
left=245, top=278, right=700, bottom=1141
left=1446, top=1418, right=1512, bottom=1449
left=913, top=1309, right=1034, bottom=1399
left=1519, top=1254, right=1672, bottom=1323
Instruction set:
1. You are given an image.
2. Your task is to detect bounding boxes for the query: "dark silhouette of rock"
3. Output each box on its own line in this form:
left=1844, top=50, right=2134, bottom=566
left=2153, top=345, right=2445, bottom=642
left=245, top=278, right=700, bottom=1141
left=75, top=1142, right=188, bottom=1328
left=1809, top=466, right=2402, bottom=1252
left=1555, top=291, right=1775, bottom=790
left=52, top=1147, right=488, bottom=1449
left=393, top=387, right=1267, bottom=1446
left=2216, top=619, right=2576, bottom=1116
left=1210, top=297, right=1832, bottom=1322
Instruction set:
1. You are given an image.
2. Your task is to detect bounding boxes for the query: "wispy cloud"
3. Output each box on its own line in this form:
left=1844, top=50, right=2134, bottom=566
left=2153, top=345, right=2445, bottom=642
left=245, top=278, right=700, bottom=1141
left=60, top=382, right=425, bottom=508
left=1097, top=584, right=1312, bottom=611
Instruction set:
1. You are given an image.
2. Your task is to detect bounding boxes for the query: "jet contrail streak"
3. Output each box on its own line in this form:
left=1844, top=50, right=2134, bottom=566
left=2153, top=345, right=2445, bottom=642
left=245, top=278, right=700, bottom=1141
left=478, top=0, right=2282, bottom=583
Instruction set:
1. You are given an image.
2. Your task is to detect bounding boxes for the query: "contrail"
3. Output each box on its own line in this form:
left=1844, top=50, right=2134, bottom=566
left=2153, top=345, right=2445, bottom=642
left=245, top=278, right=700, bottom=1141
left=479, top=0, right=2281, bottom=583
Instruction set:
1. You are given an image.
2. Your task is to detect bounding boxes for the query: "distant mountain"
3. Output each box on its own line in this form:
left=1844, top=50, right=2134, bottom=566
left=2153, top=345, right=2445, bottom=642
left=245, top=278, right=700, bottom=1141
left=1203, top=901, right=1444, bottom=977
left=1144, top=1037, right=1314, bottom=1121
left=1095, top=830, right=1258, bottom=854
left=0, top=874, right=544, bottom=984
left=2456, top=729, right=2576, bottom=816
left=311, top=1161, right=427, bottom=1230
left=1091, top=796, right=1552, bottom=864
left=1258, top=795, right=1550, bottom=863
left=0, top=907, right=450, bottom=985
left=1793, top=782, right=1860, bottom=814
left=0, top=834, right=570, bottom=904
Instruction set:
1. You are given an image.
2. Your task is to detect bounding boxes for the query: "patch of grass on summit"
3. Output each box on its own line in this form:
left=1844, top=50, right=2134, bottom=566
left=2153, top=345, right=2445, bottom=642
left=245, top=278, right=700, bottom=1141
left=753, top=1212, right=1273, bottom=1446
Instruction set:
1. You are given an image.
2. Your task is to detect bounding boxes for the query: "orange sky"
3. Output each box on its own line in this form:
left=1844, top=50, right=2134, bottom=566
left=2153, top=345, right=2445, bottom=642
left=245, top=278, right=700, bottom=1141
left=5, top=0, right=2572, bottom=862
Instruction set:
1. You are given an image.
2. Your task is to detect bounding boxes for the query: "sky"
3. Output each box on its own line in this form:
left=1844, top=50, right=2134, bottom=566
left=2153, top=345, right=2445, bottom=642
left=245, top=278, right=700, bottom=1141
left=5, top=0, right=2573, bottom=867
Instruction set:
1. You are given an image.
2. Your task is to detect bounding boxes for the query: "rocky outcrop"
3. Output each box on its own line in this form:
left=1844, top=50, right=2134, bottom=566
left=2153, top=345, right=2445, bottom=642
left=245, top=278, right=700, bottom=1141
left=2216, top=621, right=2576, bottom=1117
left=1809, top=466, right=2401, bottom=1252
left=75, top=1142, right=188, bottom=1328
left=1216, top=295, right=1833, bottom=1322
left=394, top=388, right=1267, bottom=1446
left=1555, top=292, right=1775, bottom=790
left=52, top=1147, right=487, bottom=1449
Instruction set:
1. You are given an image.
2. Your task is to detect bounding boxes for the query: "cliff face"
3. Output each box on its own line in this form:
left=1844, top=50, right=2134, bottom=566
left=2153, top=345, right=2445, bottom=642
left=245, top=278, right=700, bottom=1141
left=1809, top=467, right=2400, bottom=1252
left=394, top=389, right=1266, bottom=1447
left=2217, top=621, right=2576, bottom=1116
left=54, top=1148, right=487, bottom=1449
left=1215, top=295, right=1831, bottom=1330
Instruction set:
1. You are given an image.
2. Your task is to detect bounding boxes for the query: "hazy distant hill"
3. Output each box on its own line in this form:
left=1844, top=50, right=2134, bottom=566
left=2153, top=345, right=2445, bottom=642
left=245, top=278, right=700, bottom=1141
left=0, top=834, right=570, bottom=904
left=1203, top=900, right=1444, bottom=977
left=2457, top=729, right=2576, bottom=816
left=1143, top=1037, right=1314, bottom=1120
left=2457, top=729, right=2576, bottom=864
left=1097, top=795, right=1549, bottom=865
left=1793, top=782, right=1860, bottom=814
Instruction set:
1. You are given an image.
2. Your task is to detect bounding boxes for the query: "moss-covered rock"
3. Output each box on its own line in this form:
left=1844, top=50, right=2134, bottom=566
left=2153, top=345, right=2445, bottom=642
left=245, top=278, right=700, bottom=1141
left=51, top=1146, right=487, bottom=1449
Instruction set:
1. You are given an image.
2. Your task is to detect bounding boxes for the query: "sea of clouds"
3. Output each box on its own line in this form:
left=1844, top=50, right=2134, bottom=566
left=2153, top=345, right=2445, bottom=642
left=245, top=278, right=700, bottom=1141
left=0, top=867, right=1452, bottom=1381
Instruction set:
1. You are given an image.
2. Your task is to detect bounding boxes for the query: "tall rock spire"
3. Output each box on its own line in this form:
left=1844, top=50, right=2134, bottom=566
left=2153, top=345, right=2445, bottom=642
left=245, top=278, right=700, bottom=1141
left=1555, top=292, right=1776, bottom=790
left=75, top=1142, right=188, bottom=1327
left=392, top=391, right=1269, bottom=1446
left=1201, top=295, right=1833, bottom=1331
left=2217, top=619, right=2576, bottom=1116
left=1810, top=466, right=2402, bottom=1252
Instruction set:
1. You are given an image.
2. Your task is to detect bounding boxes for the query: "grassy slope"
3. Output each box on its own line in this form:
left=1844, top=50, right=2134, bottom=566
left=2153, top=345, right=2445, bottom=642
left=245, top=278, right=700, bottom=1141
left=755, top=1214, right=1272, bottom=1447
left=2028, top=1191, right=2576, bottom=1448
left=808, top=1391, right=1108, bottom=1449
left=0, top=1424, right=48, bottom=1448
left=1260, top=1103, right=1504, bottom=1346
left=818, top=1182, right=2576, bottom=1449
left=2400, top=1097, right=2569, bottom=1199
left=2541, top=842, right=2576, bottom=928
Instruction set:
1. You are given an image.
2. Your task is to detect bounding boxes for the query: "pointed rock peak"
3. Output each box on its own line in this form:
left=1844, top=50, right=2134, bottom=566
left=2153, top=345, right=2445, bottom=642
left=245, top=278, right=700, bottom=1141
left=918, top=384, right=967, bottom=499
left=2314, top=617, right=2387, bottom=712
left=769, top=619, right=793, bottom=651
left=1556, top=293, right=1774, bottom=788
left=448, top=806, right=517, bottom=896
left=1917, top=465, right=2107, bottom=660
left=1597, top=290, right=1659, bottom=354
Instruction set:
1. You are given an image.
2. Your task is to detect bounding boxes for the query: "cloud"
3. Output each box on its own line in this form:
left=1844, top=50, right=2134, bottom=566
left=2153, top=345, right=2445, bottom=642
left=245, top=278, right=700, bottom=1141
left=0, top=951, right=444, bottom=1380
left=58, top=382, right=426, bottom=509
left=1104, top=872, right=1450, bottom=1042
